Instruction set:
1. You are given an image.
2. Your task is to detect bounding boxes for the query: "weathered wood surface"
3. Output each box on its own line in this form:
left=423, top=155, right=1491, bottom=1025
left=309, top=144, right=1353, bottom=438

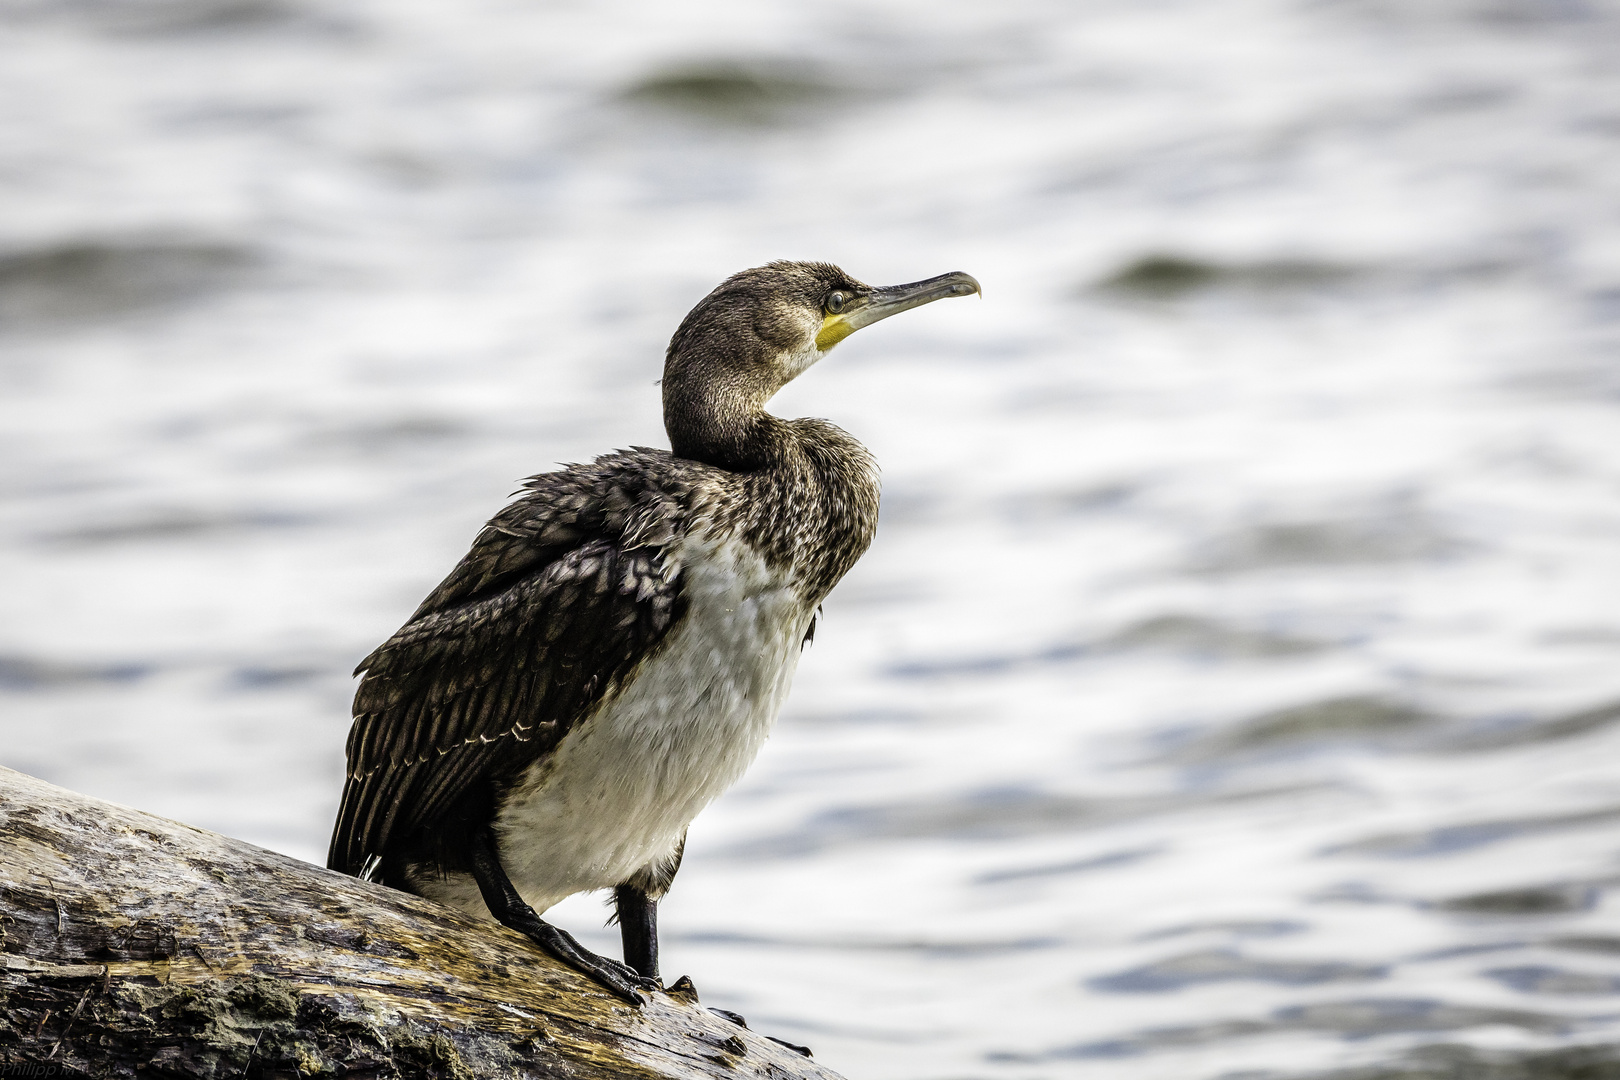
left=0, top=767, right=843, bottom=1079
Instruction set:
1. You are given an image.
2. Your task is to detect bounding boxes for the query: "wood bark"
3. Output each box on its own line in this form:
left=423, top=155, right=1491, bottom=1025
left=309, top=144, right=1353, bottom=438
left=0, top=767, right=844, bottom=1079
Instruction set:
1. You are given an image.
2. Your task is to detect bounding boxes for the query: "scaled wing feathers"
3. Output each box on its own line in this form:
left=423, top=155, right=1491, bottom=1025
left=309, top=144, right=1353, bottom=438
left=327, top=451, right=690, bottom=878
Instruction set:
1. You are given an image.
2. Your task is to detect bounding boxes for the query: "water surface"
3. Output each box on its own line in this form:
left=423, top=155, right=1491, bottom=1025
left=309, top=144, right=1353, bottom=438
left=3, top=0, right=1620, bottom=1076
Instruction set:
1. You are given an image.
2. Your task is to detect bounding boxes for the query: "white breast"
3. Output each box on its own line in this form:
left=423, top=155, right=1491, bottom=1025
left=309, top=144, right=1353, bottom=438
left=437, top=531, right=810, bottom=916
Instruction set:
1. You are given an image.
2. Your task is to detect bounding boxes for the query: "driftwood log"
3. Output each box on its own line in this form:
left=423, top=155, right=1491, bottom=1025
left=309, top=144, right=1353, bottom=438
left=0, top=767, right=844, bottom=1079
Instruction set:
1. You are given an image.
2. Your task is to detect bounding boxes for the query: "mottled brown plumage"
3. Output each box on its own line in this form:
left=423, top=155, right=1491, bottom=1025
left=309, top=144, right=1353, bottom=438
left=329, top=429, right=877, bottom=885
left=327, top=260, right=978, bottom=1003
left=331, top=450, right=694, bottom=883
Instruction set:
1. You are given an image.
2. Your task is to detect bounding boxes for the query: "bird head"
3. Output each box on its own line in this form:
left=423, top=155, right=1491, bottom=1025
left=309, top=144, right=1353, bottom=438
left=663, top=260, right=980, bottom=467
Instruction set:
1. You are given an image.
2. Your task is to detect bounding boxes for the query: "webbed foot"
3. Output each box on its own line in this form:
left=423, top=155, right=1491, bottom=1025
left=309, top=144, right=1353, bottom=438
left=471, top=827, right=659, bottom=1003
left=517, top=917, right=661, bottom=1003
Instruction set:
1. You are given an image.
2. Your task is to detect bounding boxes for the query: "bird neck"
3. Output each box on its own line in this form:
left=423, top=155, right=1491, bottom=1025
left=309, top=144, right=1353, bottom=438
left=663, top=372, right=785, bottom=472
left=737, top=417, right=881, bottom=605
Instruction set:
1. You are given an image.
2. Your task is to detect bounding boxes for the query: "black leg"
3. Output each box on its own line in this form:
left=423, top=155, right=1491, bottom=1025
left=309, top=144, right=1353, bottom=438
left=470, top=828, right=658, bottom=1004
left=614, top=884, right=659, bottom=979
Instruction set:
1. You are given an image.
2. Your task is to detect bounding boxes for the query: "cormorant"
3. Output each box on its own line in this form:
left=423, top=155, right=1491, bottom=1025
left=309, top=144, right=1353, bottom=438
left=328, top=260, right=980, bottom=1002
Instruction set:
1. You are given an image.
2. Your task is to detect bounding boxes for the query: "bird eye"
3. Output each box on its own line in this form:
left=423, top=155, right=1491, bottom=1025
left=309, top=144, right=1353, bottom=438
left=826, top=291, right=848, bottom=314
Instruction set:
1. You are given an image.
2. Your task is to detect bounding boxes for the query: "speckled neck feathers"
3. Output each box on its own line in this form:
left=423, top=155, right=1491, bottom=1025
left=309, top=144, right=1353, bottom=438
left=658, top=260, right=880, bottom=601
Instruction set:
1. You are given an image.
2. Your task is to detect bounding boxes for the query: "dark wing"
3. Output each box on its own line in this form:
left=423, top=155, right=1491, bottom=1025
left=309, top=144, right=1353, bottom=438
left=328, top=459, right=687, bottom=880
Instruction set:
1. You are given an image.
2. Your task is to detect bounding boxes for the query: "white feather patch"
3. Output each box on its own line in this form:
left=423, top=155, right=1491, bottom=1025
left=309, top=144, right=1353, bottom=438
left=415, top=529, right=812, bottom=918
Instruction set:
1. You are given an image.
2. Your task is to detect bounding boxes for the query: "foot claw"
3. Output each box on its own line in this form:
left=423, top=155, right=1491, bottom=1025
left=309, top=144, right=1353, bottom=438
left=601, top=956, right=661, bottom=992
left=710, top=1007, right=748, bottom=1029
left=512, top=921, right=658, bottom=1003
left=590, top=961, right=661, bottom=1003
left=767, top=1036, right=813, bottom=1058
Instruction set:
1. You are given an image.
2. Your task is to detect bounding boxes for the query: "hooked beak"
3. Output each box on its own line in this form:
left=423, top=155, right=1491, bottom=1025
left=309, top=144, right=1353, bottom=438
left=816, top=270, right=981, bottom=350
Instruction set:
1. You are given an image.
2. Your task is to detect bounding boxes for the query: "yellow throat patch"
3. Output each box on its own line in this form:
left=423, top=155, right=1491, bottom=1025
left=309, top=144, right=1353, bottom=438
left=815, top=314, right=857, bottom=350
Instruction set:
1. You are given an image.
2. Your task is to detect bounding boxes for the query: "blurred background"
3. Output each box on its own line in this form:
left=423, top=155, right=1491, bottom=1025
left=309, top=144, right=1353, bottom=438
left=3, top=0, right=1620, bottom=1076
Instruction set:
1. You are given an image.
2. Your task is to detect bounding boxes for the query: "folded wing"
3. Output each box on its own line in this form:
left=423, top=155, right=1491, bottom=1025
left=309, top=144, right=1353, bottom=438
left=328, top=460, right=687, bottom=881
